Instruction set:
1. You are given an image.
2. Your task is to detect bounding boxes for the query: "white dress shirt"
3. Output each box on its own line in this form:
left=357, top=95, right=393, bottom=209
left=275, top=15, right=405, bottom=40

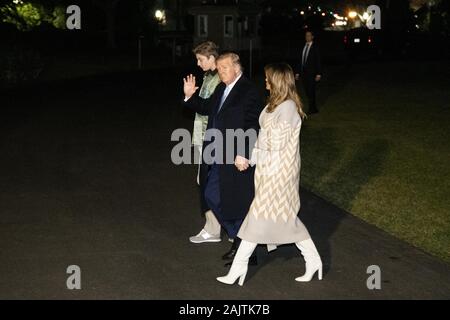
left=218, top=72, right=242, bottom=112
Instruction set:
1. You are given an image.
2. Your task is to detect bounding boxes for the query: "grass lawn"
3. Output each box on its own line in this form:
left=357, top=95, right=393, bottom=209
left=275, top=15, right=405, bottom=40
left=298, top=60, right=450, bottom=263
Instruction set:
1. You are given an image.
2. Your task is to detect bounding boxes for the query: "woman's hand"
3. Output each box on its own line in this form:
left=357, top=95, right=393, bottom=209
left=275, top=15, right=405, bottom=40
left=183, top=74, right=199, bottom=100
left=235, top=155, right=250, bottom=172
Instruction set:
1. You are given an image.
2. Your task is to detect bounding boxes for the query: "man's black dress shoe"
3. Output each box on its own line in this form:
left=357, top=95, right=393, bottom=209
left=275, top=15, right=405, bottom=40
left=222, top=238, right=241, bottom=260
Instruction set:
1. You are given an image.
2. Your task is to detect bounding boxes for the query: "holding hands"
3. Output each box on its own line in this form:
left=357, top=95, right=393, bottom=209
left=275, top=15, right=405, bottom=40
left=183, top=74, right=199, bottom=100
left=235, top=155, right=250, bottom=172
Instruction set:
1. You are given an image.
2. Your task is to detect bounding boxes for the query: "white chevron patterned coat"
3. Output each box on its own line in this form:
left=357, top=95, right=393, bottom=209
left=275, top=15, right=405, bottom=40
left=238, top=99, right=311, bottom=245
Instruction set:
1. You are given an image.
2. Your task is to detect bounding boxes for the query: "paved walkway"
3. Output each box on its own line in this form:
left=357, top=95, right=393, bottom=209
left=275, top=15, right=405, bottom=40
left=0, top=71, right=449, bottom=299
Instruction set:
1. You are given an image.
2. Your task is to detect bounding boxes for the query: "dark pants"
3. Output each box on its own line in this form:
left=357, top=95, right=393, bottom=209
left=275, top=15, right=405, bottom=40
left=302, top=76, right=318, bottom=113
left=204, top=164, right=243, bottom=239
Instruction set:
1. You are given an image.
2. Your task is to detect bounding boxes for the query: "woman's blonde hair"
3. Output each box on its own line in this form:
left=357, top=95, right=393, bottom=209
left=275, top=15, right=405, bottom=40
left=264, top=63, right=306, bottom=118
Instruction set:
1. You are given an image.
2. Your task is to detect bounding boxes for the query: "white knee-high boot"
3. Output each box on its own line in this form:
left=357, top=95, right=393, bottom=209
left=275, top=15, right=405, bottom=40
left=295, top=238, right=323, bottom=282
left=216, top=240, right=257, bottom=286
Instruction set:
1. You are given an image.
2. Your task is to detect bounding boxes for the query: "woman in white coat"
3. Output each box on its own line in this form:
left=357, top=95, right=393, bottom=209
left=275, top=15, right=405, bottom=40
left=217, top=63, right=322, bottom=285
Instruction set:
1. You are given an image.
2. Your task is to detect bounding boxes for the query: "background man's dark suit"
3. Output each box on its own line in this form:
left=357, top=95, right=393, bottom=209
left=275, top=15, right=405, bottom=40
left=297, top=41, right=322, bottom=114
left=183, top=75, right=263, bottom=238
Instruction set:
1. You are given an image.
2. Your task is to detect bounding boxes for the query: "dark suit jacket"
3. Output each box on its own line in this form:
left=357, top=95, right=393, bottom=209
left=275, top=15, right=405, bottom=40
left=297, top=42, right=322, bottom=80
left=183, top=75, right=264, bottom=220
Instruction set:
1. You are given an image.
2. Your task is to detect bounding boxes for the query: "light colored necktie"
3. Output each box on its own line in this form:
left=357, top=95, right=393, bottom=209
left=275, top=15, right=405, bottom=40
left=218, top=86, right=230, bottom=112
left=302, top=43, right=310, bottom=66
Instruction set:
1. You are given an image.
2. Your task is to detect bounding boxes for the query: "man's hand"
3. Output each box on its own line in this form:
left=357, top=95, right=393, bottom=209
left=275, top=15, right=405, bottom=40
left=315, top=75, right=322, bottom=82
left=235, top=155, right=249, bottom=172
left=183, top=74, right=199, bottom=100
left=295, top=73, right=300, bottom=81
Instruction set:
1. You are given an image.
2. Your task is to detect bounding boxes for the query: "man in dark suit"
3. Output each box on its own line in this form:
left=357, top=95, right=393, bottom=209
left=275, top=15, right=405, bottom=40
left=183, top=52, right=263, bottom=263
left=295, top=30, right=322, bottom=115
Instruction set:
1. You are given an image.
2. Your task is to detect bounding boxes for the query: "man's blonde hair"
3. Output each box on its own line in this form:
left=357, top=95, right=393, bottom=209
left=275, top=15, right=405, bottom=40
left=217, top=52, right=242, bottom=70
left=193, top=41, right=219, bottom=59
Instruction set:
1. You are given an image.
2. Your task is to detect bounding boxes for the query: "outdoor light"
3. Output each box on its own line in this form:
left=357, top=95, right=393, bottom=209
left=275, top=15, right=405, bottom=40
left=154, top=9, right=166, bottom=25
left=348, top=11, right=358, bottom=19
left=362, top=12, right=370, bottom=21
left=155, top=10, right=164, bottom=20
left=300, top=11, right=305, bottom=15
left=322, top=13, right=326, bottom=17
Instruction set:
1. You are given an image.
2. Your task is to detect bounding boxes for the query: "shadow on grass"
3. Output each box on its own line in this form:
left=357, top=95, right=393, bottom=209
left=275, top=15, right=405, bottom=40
left=299, top=126, right=344, bottom=276
left=333, top=139, right=389, bottom=210
left=319, top=135, right=389, bottom=272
